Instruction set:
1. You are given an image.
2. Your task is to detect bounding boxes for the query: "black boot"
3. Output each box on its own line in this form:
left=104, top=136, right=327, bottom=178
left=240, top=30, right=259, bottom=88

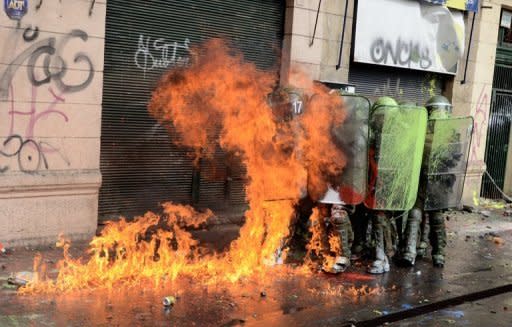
left=429, top=211, right=446, bottom=268
left=368, top=212, right=390, bottom=274
left=322, top=204, right=352, bottom=274
left=397, top=207, right=422, bottom=266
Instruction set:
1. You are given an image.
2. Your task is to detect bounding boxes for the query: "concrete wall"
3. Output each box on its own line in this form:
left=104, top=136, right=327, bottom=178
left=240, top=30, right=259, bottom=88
left=450, top=0, right=507, bottom=203
left=0, top=0, right=105, bottom=245
left=281, top=0, right=352, bottom=86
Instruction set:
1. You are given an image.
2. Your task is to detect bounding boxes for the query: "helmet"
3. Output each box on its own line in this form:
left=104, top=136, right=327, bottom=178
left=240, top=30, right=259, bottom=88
left=425, top=95, right=452, bottom=118
left=373, top=96, right=398, bottom=108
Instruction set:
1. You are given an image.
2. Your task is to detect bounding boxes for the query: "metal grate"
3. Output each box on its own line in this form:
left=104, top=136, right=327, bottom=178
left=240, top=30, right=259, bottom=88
left=348, top=63, right=445, bottom=105
left=99, top=0, right=285, bottom=220
left=481, top=89, right=512, bottom=199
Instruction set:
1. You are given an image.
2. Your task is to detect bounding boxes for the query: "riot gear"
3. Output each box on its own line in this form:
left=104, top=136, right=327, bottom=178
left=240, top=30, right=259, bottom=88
left=315, top=94, right=370, bottom=274
left=365, top=97, right=428, bottom=273
left=398, top=95, right=473, bottom=267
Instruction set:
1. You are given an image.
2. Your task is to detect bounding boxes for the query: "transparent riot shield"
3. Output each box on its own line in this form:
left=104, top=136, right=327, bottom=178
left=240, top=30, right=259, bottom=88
left=364, top=105, right=428, bottom=211
left=326, top=94, right=370, bottom=205
left=423, top=117, right=474, bottom=210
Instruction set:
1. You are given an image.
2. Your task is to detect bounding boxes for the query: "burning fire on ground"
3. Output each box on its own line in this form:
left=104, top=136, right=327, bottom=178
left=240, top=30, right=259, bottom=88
left=20, top=39, right=376, bottom=295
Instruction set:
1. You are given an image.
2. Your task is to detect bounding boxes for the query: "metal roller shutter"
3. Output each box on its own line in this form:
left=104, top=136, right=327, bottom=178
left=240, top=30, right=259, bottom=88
left=348, top=63, right=445, bottom=106
left=100, top=0, right=285, bottom=220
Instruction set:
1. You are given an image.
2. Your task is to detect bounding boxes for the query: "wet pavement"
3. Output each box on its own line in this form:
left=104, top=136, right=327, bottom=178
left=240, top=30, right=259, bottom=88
left=1, top=208, right=512, bottom=326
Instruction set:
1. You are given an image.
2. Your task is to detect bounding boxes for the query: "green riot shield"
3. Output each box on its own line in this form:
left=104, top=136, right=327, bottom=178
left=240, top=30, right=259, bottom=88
left=364, top=105, right=428, bottom=211
left=328, top=94, right=370, bottom=205
left=423, top=117, right=474, bottom=211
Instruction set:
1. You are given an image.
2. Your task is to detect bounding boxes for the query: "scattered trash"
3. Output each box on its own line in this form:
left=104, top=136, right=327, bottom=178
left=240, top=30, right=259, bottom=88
left=492, top=236, right=505, bottom=245
left=442, top=319, right=456, bottom=324
left=480, top=210, right=491, bottom=218
left=229, top=302, right=236, bottom=308
left=479, top=198, right=506, bottom=209
left=463, top=204, right=476, bottom=213
left=373, top=310, right=383, bottom=316
left=1, top=264, right=6, bottom=270
left=490, top=310, right=497, bottom=314
left=260, top=291, right=266, bottom=297
left=401, top=303, right=413, bottom=310
left=503, top=210, right=512, bottom=217
left=416, top=270, right=422, bottom=276
left=162, top=296, right=176, bottom=307
left=465, top=235, right=471, bottom=241
left=7, top=271, right=34, bottom=286
left=0, top=242, right=5, bottom=254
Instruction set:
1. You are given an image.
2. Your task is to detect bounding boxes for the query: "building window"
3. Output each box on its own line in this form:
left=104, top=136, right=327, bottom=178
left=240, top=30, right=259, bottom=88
left=499, top=10, right=512, bottom=47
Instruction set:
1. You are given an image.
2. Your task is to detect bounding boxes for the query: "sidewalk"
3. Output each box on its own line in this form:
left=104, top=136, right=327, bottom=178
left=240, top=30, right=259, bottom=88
left=1, top=207, right=512, bottom=326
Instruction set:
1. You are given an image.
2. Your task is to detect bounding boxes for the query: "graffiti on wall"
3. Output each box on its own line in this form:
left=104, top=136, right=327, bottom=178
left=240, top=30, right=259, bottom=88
left=134, top=34, right=190, bottom=75
left=0, top=85, right=70, bottom=173
left=0, top=27, right=94, bottom=99
left=0, top=25, right=94, bottom=173
left=354, top=0, right=464, bottom=75
left=370, top=38, right=433, bottom=70
left=469, top=86, right=489, bottom=167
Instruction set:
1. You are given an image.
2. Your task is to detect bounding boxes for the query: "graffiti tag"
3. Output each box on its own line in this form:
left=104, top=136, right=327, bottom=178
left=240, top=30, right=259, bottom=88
left=134, top=34, right=190, bottom=75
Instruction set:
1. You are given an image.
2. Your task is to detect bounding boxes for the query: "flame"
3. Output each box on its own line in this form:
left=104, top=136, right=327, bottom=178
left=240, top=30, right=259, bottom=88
left=22, top=39, right=348, bottom=294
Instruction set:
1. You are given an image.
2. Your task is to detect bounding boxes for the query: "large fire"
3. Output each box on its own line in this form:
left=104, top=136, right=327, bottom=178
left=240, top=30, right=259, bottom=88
left=22, top=39, right=348, bottom=294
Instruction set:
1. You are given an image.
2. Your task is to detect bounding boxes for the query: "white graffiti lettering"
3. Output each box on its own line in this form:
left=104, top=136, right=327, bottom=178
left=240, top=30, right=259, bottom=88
left=134, top=35, right=190, bottom=76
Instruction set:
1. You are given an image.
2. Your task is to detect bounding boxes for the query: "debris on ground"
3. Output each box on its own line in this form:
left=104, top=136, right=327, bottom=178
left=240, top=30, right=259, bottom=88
left=441, top=319, right=456, bottom=324
left=503, top=210, right=512, bottom=217
left=260, top=291, right=266, bottom=297
left=492, top=237, right=505, bottom=245
left=480, top=210, right=491, bottom=218
left=162, top=296, right=177, bottom=307
left=479, top=198, right=506, bottom=209
left=7, top=271, right=34, bottom=286
left=0, top=242, right=6, bottom=254
left=462, top=205, right=476, bottom=213
left=372, top=310, right=383, bottom=316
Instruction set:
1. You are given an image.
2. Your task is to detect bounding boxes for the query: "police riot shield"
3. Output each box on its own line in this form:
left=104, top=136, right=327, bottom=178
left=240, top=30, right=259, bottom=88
left=423, top=117, right=474, bottom=210
left=263, top=88, right=306, bottom=201
left=364, top=105, right=428, bottom=211
left=322, top=94, right=370, bottom=205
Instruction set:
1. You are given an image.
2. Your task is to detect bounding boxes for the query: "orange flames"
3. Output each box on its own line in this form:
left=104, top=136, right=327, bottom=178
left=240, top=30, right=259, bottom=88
left=22, top=39, right=348, bottom=294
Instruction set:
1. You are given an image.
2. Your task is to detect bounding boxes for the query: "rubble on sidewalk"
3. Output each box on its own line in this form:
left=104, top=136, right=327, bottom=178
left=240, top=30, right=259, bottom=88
left=7, top=271, right=34, bottom=287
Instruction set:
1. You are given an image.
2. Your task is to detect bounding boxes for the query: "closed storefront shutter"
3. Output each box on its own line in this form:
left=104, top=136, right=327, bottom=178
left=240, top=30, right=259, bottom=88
left=348, top=63, right=445, bottom=106
left=100, top=0, right=285, bottom=220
